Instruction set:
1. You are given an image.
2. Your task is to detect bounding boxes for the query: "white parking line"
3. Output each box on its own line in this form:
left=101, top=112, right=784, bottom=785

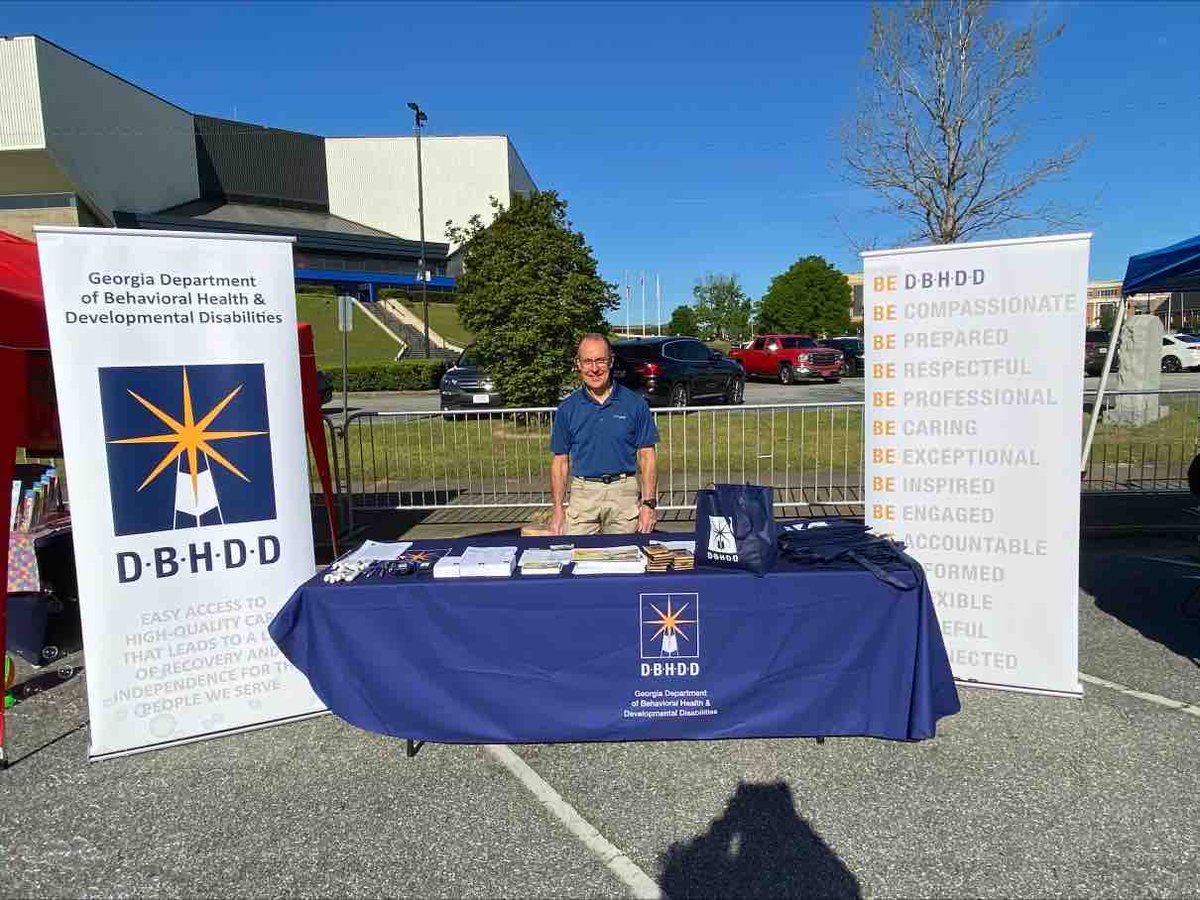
left=484, top=744, right=663, bottom=899
left=1080, top=671, right=1200, bottom=718
left=487, top=672, right=1195, bottom=899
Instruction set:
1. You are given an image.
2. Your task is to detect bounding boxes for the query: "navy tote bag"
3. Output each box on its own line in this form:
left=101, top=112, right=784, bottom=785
left=695, top=483, right=777, bottom=575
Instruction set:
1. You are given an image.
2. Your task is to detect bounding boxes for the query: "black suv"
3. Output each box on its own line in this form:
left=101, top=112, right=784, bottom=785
left=613, top=337, right=745, bottom=407
left=439, top=349, right=504, bottom=410
left=818, top=336, right=864, bottom=377
left=1085, top=330, right=1120, bottom=377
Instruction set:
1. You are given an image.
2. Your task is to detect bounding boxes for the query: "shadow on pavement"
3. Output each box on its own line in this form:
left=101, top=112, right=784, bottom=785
left=658, top=781, right=860, bottom=899
left=10, top=663, right=85, bottom=704
left=1080, top=544, right=1200, bottom=666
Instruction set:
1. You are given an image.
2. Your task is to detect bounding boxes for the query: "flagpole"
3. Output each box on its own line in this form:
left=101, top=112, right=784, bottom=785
left=656, top=274, right=662, bottom=336
left=623, top=270, right=629, bottom=336
left=641, top=271, right=646, bottom=338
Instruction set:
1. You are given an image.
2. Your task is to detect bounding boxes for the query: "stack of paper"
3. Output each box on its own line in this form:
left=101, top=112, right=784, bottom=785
left=571, top=545, right=647, bottom=576
left=671, top=550, right=695, bottom=571
left=518, top=547, right=573, bottom=576
left=657, top=540, right=696, bottom=554
left=459, top=546, right=518, bottom=577
left=433, top=555, right=463, bottom=579
left=643, top=544, right=674, bottom=573
left=336, top=540, right=413, bottom=567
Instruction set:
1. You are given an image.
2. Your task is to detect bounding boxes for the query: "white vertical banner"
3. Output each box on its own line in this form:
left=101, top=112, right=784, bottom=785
left=36, top=227, right=323, bottom=758
left=863, top=234, right=1090, bottom=696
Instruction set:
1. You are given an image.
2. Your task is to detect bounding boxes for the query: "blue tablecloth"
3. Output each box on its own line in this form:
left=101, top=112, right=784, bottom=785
left=270, top=534, right=960, bottom=744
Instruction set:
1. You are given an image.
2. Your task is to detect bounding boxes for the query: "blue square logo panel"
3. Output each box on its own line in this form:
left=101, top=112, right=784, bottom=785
left=99, top=364, right=276, bottom=537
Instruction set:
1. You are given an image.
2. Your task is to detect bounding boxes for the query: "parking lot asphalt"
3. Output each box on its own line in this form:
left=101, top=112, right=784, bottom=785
left=3, top=534, right=1198, bottom=898
left=326, top=369, right=1200, bottom=418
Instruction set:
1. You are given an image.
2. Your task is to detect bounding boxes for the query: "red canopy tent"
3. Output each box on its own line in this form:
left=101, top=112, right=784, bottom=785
left=0, top=230, right=338, bottom=767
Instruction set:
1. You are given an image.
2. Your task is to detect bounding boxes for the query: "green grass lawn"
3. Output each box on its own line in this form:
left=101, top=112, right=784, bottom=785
left=1083, top=393, right=1199, bottom=476
left=387, top=295, right=475, bottom=348
left=297, top=291, right=402, bottom=368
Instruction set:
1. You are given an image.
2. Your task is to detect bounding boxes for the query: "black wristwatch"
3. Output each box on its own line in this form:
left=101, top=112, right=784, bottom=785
left=641, top=498, right=658, bottom=510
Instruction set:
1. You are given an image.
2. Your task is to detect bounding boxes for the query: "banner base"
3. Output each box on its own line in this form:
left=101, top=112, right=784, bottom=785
left=88, top=708, right=329, bottom=763
left=955, top=678, right=1083, bottom=699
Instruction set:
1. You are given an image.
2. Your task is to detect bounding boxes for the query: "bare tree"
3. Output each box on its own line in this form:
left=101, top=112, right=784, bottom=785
left=843, top=0, right=1086, bottom=244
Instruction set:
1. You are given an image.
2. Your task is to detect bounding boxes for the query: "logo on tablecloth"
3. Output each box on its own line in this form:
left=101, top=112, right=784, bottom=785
left=640, top=593, right=699, bottom=660
left=707, top=516, right=737, bottom=555
left=100, top=364, right=275, bottom=536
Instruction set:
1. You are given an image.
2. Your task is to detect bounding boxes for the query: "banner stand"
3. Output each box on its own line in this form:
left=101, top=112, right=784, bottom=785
left=36, top=226, right=326, bottom=759
left=864, top=233, right=1090, bottom=697
left=90, top=709, right=329, bottom=763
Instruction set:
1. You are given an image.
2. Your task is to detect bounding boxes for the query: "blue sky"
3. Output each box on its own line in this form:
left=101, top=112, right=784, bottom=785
left=7, top=1, right=1199, bottom=321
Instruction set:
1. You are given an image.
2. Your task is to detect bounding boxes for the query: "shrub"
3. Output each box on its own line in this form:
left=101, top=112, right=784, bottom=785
left=320, top=360, right=446, bottom=392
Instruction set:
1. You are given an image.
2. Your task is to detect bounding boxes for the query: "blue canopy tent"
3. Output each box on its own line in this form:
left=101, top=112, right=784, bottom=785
left=1121, top=233, right=1200, bottom=296
left=1082, top=233, right=1200, bottom=474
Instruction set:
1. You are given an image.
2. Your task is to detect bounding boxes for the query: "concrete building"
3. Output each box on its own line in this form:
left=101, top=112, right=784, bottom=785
left=1085, top=281, right=1200, bottom=332
left=327, top=135, right=535, bottom=249
left=0, top=35, right=537, bottom=336
left=0, top=35, right=196, bottom=233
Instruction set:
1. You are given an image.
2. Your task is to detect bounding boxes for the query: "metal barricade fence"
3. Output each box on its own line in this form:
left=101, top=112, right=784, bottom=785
left=325, top=402, right=864, bottom=516
left=307, top=389, right=1200, bottom=519
left=1081, top=388, right=1200, bottom=492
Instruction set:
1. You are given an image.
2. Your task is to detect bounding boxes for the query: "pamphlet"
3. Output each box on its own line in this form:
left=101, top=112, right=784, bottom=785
left=433, top=555, right=463, bottom=579
left=571, top=545, right=647, bottom=575
left=518, top=547, right=573, bottom=575
left=652, top=539, right=696, bottom=554
left=459, top=545, right=518, bottom=577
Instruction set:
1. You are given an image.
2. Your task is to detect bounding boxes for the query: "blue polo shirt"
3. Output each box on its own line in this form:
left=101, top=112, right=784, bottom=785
left=550, top=383, right=659, bottom=478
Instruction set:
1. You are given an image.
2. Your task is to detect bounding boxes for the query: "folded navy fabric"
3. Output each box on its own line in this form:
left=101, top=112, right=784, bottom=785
left=776, top=519, right=919, bottom=590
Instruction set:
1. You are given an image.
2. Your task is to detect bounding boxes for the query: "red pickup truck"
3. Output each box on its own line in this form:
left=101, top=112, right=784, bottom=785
left=729, top=335, right=843, bottom=384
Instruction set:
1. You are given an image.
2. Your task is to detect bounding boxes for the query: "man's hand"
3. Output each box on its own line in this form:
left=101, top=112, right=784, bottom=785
left=637, top=505, right=657, bottom=534
left=549, top=506, right=567, bottom=536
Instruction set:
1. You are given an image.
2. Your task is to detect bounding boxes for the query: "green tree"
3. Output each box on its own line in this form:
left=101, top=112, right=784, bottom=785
left=666, top=304, right=700, bottom=337
left=692, top=275, right=754, bottom=342
left=447, top=192, right=617, bottom=406
left=756, top=256, right=852, bottom=336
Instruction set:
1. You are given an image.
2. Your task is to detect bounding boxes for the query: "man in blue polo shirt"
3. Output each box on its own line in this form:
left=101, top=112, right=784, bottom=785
left=549, top=333, right=659, bottom=535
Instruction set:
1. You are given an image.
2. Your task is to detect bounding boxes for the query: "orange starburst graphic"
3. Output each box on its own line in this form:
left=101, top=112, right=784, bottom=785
left=643, top=597, right=695, bottom=644
left=108, top=367, right=266, bottom=501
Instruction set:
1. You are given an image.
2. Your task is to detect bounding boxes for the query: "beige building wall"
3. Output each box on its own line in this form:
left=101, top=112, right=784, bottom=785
left=0, top=203, right=79, bottom=240
left=0, top=150, right=75, bottom=197
left=1085, top=280, right=1123, bottom=326
left=0, top=36, right=45, bottom=151
left=326, top=135, right=532, bottom=248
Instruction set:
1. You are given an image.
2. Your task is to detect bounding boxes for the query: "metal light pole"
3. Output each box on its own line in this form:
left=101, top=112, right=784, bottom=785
left=407, top=101, right=430, bottom=358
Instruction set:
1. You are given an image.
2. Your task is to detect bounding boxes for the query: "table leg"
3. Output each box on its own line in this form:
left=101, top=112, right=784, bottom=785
left=405, top=739, right=425, bottom=758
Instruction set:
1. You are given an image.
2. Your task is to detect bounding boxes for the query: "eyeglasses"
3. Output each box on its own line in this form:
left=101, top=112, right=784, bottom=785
left=577, top=357, right=611, bottom=369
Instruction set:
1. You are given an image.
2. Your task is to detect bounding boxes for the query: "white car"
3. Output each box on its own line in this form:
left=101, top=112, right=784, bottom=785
left=1162, top=333, right=1200, bottom=373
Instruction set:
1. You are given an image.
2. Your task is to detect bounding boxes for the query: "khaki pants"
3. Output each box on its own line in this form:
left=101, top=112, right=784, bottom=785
left=567, top=476, right=640, bottom=534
